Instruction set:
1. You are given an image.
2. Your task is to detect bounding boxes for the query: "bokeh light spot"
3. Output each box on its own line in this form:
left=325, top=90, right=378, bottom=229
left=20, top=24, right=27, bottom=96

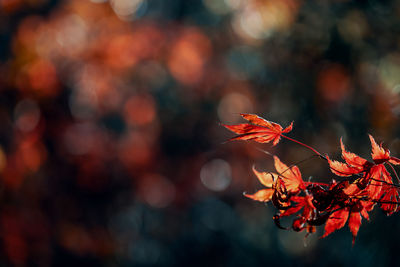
left=63, top=123, right=97, bottom=155
left=379, top=54, right=400, bottom=93
left=55, top=14, right=88, bottom=56
left=232, top=0, right=298, bottom=40
left=139, top=174, right=175, bottom=208
left=0, top=147, right=7, bottom=173
left=25, top=59, right=59, bottom=97
left=14, top=99, right=41, bottom=132
left=168, top=29, right=211, bottom=86
left=110, top=0, right=145, bottom=20
left=218, top=92, right=253, bottom=123
left=118, top=132, right=153, bottom=167
left=124, top=94, right=156, bottom=126
left=317, top=64, right=351, bottom=103
left=203, top=0, right=231, bottom=15
left=200, top=159, right=232, bottom=191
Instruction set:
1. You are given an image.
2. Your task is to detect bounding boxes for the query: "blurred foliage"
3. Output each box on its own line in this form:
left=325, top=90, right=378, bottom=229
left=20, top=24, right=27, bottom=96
left=1, top=0, right=400, bottom=266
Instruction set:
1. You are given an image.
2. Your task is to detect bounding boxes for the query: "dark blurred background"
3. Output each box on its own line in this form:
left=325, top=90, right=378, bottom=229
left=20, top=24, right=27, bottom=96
left=1, top=0, right=400, bottom=266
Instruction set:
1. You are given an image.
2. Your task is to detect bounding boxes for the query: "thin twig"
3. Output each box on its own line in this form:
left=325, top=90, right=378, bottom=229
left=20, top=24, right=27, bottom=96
left=387, top=162, right=400, bottom=184
left=253, top=146, right=320, bottom=178
left=370, top=177, right=400, bottom=188
left=281, top=135, right=326, bottom=160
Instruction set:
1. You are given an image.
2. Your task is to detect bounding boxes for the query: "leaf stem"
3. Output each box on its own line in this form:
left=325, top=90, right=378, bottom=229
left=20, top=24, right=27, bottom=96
left=281, top=135, right=326, bottom=160
left=370, top=177, right=400, bottom=188
left=387, top=162, right=400, bottom=184
left=304, top=181, right=330, bottom=187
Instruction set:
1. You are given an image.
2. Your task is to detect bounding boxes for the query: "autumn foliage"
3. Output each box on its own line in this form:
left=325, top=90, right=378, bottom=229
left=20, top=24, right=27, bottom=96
left=223, top=114, right=400, bottom=244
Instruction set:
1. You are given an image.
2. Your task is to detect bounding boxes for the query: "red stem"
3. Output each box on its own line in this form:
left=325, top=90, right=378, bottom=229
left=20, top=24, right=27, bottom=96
left=387, top=163, right=400, bottom=184
left=282, top=135, right=326, bottom=160
left=304, top=181, right=330, bottom=187
left=370, top=177, right=400, bottom=188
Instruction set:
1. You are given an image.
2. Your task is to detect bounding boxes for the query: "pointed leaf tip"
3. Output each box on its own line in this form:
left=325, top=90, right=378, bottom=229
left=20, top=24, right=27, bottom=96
left=252, top=166, right=275, bottom=188
left=244, top=189, right=274, bottom=202
left=369, top=134, right=390, bottom=163
left=322, top=208, right=349, bottom=238
left=339, top=138, right=368, bottom=170
left=282, top=121, right=294, bottom=133
left=348, top=212, right=362, bottom=243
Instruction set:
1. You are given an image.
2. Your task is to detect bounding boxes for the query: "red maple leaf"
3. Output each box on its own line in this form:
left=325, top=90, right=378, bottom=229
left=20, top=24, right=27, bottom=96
left=279, top=196, right=308, bottom=217
left=322, top=201, right=369, bottom=244
left=327, top=135, right=400, bottom=213
left=222, top=114, right=293, bottom=146
left=380, top=185, right=400, bottom=216
left=243, top=166, right=276, bottom=202
left=326, top=138, right=371, bottom=177
left=369, top=134, right=400, bottom=165
left=348, top=210, right=362, bottom=244
left=322, top=208, right=349, bottom=237
left=227, top=113, right=400, bottom=244
left=328, top=135, right=400, bottom=177
left=244, top=156, right=305, bottom=202
left=281, top=195, right=316, bottom=232
left=272, top=156, right=305, bottom=194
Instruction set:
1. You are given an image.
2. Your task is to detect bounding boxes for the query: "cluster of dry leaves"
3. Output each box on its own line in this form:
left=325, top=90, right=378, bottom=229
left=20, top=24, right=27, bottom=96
left=223, top=114, right=400, bottom=244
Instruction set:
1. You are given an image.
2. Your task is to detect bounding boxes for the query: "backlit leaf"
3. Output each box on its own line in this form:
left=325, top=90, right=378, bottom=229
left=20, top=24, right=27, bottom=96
left=252, top=166, right=276, bottom=188
left=322, top=208, right=349, bottom=238
left=273, top=156, right=304, bottom=193
left=348, top=211, right=362, bottom=244
left=244, top=189, right=274, bottom=202
left=222, top=114, right=293, bottom=146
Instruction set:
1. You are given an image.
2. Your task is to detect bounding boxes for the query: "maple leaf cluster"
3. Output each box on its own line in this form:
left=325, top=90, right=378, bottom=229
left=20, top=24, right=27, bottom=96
left=223, top=114, right=400, bottom=244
